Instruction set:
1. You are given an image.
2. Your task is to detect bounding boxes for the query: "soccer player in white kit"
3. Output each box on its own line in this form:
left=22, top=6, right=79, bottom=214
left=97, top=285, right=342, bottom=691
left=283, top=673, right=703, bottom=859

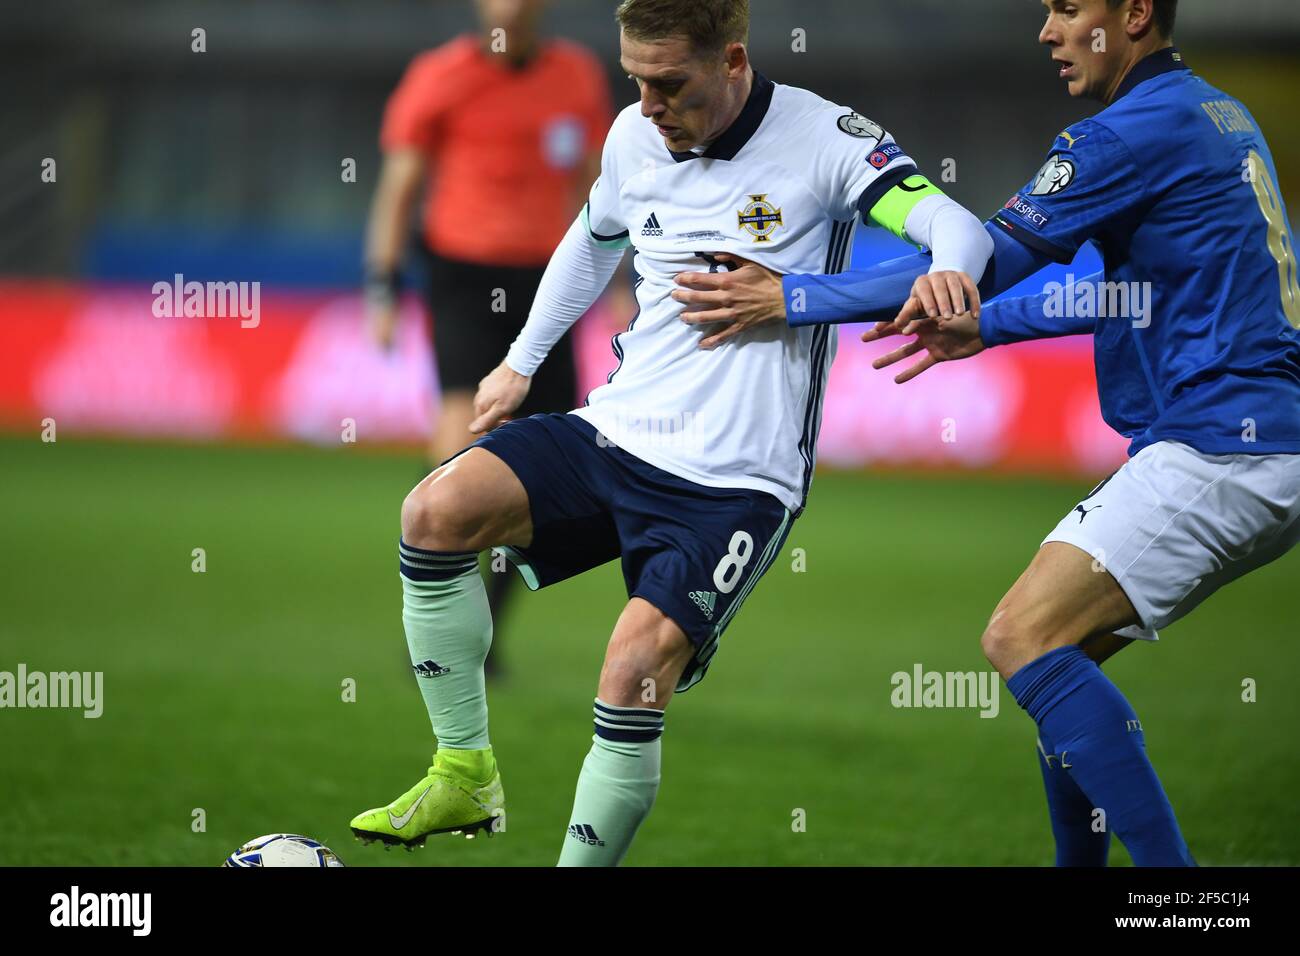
left=348, top=0, right=992, bottom=865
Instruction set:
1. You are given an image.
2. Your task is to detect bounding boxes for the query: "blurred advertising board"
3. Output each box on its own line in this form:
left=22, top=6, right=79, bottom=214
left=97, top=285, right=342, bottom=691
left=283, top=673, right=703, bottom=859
left=0, top=280, right=1125, bottom=476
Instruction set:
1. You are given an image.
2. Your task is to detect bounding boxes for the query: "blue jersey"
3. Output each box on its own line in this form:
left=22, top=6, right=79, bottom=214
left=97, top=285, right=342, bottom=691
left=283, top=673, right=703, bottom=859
left=989, top=48, right=1300, bottom=456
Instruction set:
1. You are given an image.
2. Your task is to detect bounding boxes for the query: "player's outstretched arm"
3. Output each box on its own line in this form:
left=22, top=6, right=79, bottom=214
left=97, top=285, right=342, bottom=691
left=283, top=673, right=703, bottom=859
left=783, top=222, right=1055, bottom=328
left=669, top=244, right=983, bottom=346
left=884, top=187, right=993, bottom=318
left=976, top=268, right=1103, bottom=346
left=470, top=213, right=625, bottom=434
left=670, top=196, right=1022, bottom=339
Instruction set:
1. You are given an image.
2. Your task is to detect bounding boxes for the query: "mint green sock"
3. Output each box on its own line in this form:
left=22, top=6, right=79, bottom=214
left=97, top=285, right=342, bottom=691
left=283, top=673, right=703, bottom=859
left=558, top=701, right=664, bottom=866
left=398, top=541, right=492, bottom=751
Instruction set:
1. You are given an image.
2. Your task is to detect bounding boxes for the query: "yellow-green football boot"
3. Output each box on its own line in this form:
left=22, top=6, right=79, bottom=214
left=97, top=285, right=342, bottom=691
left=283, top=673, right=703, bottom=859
left=350, top=748, right=504, bottom=849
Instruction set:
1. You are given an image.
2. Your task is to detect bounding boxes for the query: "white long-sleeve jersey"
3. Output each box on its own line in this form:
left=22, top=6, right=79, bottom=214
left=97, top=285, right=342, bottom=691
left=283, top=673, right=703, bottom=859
left=507, top=73, right=989, bottom=513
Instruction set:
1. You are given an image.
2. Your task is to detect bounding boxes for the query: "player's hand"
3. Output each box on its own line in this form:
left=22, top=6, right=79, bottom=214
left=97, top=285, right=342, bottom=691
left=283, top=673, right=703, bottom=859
left=862, top=303, right=985, bottom=384
left=671, top=254, right=786, bottom=350
left=366, top=301, right=399, bottom=352
left=899, top=271, right=981, bottom=326
left=470, top=361, right=532, bottom=434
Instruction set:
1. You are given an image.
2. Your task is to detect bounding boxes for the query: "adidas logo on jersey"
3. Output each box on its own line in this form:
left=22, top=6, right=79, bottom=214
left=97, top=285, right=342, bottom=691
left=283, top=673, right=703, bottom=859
left=412, top=659, right=451, bottom=678
left=641, top=212, right=664, bottom=237
left=689, top=589, right=717, bottom=621
left=567, top=823, right=605, bottom=846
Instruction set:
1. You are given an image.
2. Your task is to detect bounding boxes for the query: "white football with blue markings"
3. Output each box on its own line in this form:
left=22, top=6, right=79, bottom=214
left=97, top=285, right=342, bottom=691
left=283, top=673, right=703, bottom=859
left=222, top=833, right=345, bottom=867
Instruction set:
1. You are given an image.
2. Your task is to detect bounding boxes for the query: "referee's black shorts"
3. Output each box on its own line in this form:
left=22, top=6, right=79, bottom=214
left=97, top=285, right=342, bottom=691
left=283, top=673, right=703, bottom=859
left=423, top=249, right=579, bottom=418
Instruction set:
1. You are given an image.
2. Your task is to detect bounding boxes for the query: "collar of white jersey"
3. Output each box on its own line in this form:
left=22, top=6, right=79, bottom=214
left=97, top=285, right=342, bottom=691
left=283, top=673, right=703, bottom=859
left=668, top=71, right=775, bottom=163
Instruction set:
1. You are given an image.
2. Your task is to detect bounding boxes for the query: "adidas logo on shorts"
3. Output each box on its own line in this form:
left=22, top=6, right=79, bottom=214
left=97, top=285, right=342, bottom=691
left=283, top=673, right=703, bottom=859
left=689, top=589, right=717, bottom=621
left=642, top=212, right=664, bottom=238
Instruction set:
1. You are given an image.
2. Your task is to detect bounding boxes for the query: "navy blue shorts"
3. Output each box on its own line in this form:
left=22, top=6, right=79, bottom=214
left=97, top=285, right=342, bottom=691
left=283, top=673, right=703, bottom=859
left=472, top=413, right=793, bottom=692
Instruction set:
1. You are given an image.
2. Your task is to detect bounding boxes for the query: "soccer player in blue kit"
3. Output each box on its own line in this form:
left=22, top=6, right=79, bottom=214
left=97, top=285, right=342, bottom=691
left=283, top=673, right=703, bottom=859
left=671, top=0, right=1300, bottom=865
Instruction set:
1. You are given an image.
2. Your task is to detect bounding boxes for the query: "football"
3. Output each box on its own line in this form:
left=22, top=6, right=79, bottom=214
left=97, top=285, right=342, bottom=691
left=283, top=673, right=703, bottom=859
left=222, top=833, right=345, bottom=867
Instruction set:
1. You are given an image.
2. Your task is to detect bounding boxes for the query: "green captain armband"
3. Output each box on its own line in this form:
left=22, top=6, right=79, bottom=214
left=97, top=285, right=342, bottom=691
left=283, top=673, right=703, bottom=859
left=581, top=203, right=632, bottom=250
left=866, top=175, right=945, bottom=246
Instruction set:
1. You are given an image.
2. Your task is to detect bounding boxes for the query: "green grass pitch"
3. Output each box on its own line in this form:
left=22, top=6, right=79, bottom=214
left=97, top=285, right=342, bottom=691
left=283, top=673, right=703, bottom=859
left=1, top=435, right=1295, bottom=866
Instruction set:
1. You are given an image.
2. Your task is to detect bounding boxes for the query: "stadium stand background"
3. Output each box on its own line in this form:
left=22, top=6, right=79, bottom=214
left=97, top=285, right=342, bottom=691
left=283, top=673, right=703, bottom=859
left=4, top=0, right=1296, bottom=284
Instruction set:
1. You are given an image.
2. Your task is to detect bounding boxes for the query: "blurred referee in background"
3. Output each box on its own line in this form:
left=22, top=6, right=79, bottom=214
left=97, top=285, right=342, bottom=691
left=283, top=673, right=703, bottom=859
left=364, top=0, right=614, bottom=674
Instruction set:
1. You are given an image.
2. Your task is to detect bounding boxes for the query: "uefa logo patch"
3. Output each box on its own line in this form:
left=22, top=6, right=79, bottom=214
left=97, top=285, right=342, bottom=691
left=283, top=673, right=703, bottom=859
left=868, top=143, right=903, bottom=168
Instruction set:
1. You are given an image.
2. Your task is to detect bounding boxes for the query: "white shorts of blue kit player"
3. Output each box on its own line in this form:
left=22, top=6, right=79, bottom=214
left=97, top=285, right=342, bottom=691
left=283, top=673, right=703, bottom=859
left=1043, top=441, right=1300, bottom=641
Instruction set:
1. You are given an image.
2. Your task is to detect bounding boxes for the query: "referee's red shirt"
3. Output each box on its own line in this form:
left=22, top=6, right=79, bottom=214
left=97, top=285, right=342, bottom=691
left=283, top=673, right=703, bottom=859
left=382, top=35, right=613, bottom=267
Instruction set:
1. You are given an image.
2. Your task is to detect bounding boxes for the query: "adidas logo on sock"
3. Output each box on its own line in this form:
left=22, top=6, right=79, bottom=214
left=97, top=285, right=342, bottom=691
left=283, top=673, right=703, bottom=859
left=412, top=659, right=451, bottom=678
left=688, top=590, right=717, bottom=621
left=567, top=823, right=605, bottom=846
left=641, top=212, right=663, bottom=237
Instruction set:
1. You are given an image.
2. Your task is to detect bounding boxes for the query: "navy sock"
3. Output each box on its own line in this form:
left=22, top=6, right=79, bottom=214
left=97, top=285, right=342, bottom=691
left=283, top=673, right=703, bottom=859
left=1008, top=646, right=1194, bottom=867
left=1036, top=731, right=1110, bottom=866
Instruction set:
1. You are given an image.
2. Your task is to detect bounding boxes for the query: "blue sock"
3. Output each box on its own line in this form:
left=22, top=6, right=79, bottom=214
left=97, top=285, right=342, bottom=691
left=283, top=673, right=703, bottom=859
left=1008, top=646, right=1194, bottom=867
left=1036, top=731, right=1110, bottom=866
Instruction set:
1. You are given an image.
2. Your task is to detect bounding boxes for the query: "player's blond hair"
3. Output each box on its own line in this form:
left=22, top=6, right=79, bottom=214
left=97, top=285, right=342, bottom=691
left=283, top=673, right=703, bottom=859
left=615, top=0, right=749, bottom=55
